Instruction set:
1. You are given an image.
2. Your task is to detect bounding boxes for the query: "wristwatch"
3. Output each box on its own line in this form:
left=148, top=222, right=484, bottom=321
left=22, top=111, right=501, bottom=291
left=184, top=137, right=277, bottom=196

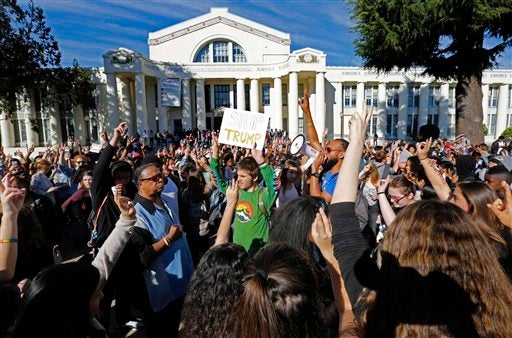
left=311, top=172, right=320, bottom=178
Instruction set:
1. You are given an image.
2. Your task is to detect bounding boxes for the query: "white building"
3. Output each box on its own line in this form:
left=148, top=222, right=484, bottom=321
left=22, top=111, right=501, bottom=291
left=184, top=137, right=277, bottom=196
left=3, top=7, right=512, bottom=148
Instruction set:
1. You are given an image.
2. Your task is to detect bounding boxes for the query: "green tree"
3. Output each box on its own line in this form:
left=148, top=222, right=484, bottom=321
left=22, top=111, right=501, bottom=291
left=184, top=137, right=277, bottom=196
left=0, top=0, right=61, bottom=114
left=350, top=0, right=512, bottom=143
left=501, top=127, right=512, bottom=138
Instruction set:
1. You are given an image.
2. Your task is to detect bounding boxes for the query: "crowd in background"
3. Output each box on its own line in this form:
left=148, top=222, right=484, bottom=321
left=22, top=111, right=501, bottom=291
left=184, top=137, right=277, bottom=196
left=1, top=93, right=512, bottom=338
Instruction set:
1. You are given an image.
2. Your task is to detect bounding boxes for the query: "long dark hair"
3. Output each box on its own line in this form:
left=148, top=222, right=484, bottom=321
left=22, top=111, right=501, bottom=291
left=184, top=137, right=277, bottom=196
left=180, top=243, right=248, bottom=337
left=235, top=243, right=323, bottom=338
left=270, top=196, right=328, bottom=265
left=15, top=262, right=100, bottom=338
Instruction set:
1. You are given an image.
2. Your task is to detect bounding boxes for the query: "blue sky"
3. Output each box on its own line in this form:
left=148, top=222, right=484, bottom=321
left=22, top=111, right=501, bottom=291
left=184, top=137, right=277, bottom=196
left=32, top=0, right=512, bottom=69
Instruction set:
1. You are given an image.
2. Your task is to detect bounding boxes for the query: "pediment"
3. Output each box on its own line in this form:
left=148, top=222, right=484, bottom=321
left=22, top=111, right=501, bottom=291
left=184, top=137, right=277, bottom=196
left=292, top=48, right=326, bottom=64
left=103, top=48, right=145, bottom=65
left=149, top=8, right=290, bottom=47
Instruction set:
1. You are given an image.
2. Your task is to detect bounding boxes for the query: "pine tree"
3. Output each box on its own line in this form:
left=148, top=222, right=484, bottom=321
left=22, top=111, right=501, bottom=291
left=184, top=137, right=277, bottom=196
left=350, top=0, right=512, bottom=143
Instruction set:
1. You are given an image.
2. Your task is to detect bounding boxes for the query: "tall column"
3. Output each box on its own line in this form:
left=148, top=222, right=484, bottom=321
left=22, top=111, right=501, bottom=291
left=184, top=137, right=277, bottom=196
left=196, top=79, right=206, bottom=130
left=236, top=79, right=246, bottom=110
left=182, top=78, right=192, bottom=130
left=135, top=73, right=148, bottom=135
left=439, top=84, right=450, bottom=137
left=482, top=84, right=490, bottom=137
left=250, top=78, right=259, bottom=113
left=288, top=72, right=299, bottom=138
left=377, top=82, right=387, bottom=139
left=398, top=83, right=408, bottom=139
left=157, top=78, right=168, bottom=132
left=333, top=82, right=343, bottom=139
left=418, top=83, right=429, bottom=127
left=120, top=77, right=133, bottom=131
left=106, top=73, right=120, bottom=130
left=308, top=77, right=316, bottom=118
left=356, top=82, right=365, bottom=114
left=0, top=112, right=14, bottom=147
left=271, top=77, right=283, bottom=130
left=72, top=105, right=87, bottom=144
left=49, top=98, right=62, bottom=144
left=315, top=72, right=326, bottom=142
left=24, top=93, right=38, bottom=147
left=496, top=84, right=509, bottom=136
left=229, top=84, right=235, bottom=109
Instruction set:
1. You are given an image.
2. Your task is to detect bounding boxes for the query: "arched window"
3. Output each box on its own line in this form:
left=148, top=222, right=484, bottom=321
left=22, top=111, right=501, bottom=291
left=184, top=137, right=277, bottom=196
left=193, top=40, right=247, bottom=63
left=194, top=45, right=209, bottom=63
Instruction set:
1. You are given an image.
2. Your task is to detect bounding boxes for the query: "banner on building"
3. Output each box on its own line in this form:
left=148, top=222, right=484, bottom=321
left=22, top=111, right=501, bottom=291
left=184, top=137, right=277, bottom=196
left=218, top=108, right=270, bottom=150
left=160, top=78, right=181, bottom=107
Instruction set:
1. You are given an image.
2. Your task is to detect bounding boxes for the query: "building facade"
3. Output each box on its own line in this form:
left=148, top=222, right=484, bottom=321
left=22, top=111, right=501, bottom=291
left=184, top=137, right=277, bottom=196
left=3, top=7, right=512, bottom=148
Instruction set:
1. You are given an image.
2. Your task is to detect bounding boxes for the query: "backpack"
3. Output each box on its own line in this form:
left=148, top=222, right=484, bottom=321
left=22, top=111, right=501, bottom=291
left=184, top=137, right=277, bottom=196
left=207, top=188, right=227, bottom=242
left=354, top=186, right=369, bottom=230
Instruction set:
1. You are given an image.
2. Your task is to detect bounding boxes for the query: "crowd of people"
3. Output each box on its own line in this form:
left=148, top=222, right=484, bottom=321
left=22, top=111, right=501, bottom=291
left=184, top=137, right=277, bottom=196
left=1, top=91, right=512, bottom=338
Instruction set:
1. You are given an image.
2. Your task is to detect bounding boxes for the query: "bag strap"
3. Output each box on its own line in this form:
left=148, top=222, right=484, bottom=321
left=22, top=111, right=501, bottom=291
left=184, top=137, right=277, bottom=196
left=91, top=194, right=109, bottom=233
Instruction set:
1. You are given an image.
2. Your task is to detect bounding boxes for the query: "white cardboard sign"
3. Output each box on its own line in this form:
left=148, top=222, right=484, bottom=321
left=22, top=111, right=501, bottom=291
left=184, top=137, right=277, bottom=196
left=218, top=108, right=269, bottom=150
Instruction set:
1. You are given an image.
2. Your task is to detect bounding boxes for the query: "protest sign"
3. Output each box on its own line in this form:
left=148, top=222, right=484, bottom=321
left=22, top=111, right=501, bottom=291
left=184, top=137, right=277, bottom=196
left=218, top=108, right=269, bottom=150
left=89, top=143, right=103, bottom=153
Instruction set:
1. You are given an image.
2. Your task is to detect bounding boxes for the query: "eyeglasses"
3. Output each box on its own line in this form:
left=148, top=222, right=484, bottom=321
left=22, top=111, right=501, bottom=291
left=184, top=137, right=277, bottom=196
left=387, top=194, right=406, bottom=203
left=139, top=172, right=164, bottom=183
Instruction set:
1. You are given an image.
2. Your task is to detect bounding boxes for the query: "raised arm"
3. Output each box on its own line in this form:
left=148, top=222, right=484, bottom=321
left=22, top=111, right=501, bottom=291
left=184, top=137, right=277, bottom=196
left=0, top=178, right=26, bottom=285
left=215, top=179, right=238, bottom=246
left=251, top=145, right=278, bottom=208
left=417, top=138, right=451, bottom=201
left=488, top=180, right=512, bottom=230
left=310, top=208, right=356, bottom=336
left=209, top=133, right=228, bottom=194
left=376, top=176, right=396, bottom=226
left=330, top=106, right=375, bottom=315
left=92, top=187, right=136, bottom=287
left=299, top=90, right=323, bottom=153
left=331, top=107, right=372, bottom=204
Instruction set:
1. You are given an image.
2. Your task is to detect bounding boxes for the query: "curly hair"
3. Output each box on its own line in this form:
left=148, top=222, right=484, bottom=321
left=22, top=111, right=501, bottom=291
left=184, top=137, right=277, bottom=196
left=179, top=243, right=248, bottom=337
left=361, top=200, right=512, bottom=337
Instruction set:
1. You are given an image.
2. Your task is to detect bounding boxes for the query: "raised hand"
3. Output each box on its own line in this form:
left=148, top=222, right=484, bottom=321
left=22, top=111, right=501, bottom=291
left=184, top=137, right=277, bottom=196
left=488, top=181, right=512, bottom=228
left=377, top=176, right=390, bottom=194
left=251, top=143, right=265, bottom=164
left=298, top=89, right=311, bottom=113
left=226, top=179, right=239, bottom=205
left=310, top=207, right=333, bottom=256
left=0, top=178, right=25, bottom=216
left=113, top=184, right=136, bottom=220
left=211, top=133, right=220, bottom=159
left=348, top=103, right=372, bottom=144
left=416, top=137, right=432, bottom=160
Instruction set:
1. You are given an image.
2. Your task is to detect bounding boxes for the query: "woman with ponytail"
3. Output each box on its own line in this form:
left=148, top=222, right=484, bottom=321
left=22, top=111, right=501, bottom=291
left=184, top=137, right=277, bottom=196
left=235, top=243, right=323, bottom=338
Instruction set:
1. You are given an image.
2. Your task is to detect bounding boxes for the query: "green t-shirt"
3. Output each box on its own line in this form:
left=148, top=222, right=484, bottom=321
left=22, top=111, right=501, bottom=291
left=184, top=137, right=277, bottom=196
left=210, top=157, right=278, bottom=254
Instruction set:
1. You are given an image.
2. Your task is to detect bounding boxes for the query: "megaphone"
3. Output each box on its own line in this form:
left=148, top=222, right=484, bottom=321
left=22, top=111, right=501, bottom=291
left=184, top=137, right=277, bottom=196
left=289, top=134, right=319, bottom=170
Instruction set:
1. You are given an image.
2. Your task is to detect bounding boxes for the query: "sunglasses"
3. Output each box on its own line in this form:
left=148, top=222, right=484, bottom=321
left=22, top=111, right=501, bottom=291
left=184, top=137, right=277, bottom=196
left=326, top=147, right=343, bottom=153
left=139, top=172, right=164, bottom=183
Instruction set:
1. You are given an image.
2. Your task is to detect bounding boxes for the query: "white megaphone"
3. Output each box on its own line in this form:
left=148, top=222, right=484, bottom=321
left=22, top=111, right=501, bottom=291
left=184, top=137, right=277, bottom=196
left=289, top=134, right=319, bottom=170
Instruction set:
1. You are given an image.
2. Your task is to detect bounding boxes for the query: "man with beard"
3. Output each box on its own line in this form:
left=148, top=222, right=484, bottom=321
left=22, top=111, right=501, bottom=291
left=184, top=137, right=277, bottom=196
left=299, top=90, right=349, bottom=203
